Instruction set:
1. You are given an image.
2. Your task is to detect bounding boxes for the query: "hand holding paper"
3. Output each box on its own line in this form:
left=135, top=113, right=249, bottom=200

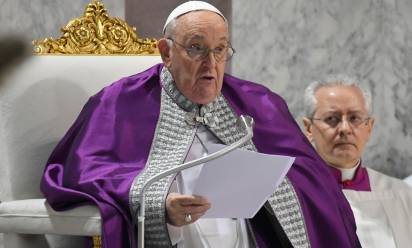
left=192, top=144, right=294, bottom=218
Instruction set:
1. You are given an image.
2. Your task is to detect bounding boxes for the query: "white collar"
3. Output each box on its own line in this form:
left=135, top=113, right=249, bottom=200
left=338, top=160, right=361, bottom=181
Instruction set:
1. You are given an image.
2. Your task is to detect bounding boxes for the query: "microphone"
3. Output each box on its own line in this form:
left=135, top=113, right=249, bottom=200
left=135, top=115, right=254, bottom=248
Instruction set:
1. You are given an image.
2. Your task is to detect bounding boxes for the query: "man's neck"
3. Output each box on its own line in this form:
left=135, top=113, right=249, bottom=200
left=329, top=159, right=361, bottom=181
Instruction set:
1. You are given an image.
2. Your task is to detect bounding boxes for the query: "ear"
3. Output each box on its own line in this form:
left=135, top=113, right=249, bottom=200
left=366, top=117, right=375, bottom=140
left=302, top=117, right=314, bottom=142
left=158, top=38, right=172, bottom=68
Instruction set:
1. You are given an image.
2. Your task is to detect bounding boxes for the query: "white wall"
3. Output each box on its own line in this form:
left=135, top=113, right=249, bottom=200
left=232, top=0, right=412, bottom=178
left=0, top=0, right=124, bottom=41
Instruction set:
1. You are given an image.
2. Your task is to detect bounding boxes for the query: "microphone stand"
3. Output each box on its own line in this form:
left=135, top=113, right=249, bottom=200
left=136, top=115, right=254, bottom=248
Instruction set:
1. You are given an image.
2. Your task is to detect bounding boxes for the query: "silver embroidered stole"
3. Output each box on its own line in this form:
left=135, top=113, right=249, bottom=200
left=129, top=68, right=310, bottom=247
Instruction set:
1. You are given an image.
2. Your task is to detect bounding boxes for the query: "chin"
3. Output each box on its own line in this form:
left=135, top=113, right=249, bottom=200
left=334, top=151, right=353, bottom=158
left=192, top=92, right=218, bottom=104
left=334, top=145, right=357, bottom=154
left=335, top=154, right=358, bottom=164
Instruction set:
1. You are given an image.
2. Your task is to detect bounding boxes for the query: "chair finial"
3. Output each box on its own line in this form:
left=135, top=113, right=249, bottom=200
left=33, top=0, right=159, bottom=55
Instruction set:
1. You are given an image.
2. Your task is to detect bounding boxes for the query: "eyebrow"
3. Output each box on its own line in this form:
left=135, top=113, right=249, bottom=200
left=183, top=34, right=229, bottom=43
left=185, top=34, right=205, bottom=41
left=321, top=110, right=366, bottom=115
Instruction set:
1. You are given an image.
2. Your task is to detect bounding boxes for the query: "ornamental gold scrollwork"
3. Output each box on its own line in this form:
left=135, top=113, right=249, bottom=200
left=92, top=236, right=102, bottom=248
left=33, top=0, right=158, bottom=55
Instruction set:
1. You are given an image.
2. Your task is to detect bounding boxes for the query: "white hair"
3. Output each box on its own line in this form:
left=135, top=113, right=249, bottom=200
left=164, top=18, right=177, bottom=40
left=303, top=74, right=373, bottom=118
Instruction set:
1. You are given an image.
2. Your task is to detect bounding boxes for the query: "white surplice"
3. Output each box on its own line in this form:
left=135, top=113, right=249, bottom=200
left=167, top=125, right=251, bottom=248
left=343, top=168, right=412, bottom=248
left=404, top=175, right=412, bottom=187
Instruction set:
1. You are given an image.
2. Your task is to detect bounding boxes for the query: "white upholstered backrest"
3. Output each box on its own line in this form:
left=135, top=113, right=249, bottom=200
left=0, top=55, right=161, bottom=201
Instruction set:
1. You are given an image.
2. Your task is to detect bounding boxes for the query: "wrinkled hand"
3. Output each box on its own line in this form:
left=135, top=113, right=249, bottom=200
left=166, top=192, right=211, bottom=226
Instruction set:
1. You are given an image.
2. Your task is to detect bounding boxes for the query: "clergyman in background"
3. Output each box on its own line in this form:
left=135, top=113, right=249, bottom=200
left=303, top=75, right=412, bottom=248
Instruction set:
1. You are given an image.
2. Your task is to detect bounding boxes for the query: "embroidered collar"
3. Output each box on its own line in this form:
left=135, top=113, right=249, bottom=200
left=160, top=67, right=219, bottom=127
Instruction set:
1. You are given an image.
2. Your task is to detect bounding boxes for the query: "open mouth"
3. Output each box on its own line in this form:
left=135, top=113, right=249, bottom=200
left=200, top=75, right=215, bottom=81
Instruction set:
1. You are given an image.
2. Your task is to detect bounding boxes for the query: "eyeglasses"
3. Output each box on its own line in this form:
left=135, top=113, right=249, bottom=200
left=167, top=38, right=235, bottom=62
left=312, top=114, right=370, bottom=128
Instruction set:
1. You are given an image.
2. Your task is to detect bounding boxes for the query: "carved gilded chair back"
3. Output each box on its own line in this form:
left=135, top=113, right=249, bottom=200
left=33, top=0, right=159, bottom=55
left=0, top=1, right=161, bottom=248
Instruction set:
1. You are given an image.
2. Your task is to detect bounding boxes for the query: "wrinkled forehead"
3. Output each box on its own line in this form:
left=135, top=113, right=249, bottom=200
left=174, top=11, right=228, bottom=39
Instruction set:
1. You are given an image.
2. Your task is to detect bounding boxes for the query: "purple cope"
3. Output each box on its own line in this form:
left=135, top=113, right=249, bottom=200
left=41, top=64, right=361, bottom=248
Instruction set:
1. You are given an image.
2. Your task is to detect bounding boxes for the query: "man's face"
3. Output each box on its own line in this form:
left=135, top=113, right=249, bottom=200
left=303, top=85, right=374, bottom=169
left=160, top=11, right=229, bottom=104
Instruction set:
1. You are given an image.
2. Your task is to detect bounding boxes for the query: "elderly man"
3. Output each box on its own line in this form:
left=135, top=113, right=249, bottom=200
left=303, top=75, right=412, bottom=247
left=41, top=2, right=360, bottom=248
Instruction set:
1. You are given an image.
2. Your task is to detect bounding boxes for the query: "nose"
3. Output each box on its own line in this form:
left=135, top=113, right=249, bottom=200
left=338, top=117, right=352, bottom=135
left=202, top=50, right=217, bottom=67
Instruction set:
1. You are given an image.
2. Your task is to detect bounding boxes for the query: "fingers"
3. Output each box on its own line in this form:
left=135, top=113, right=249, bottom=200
left=189, top=212, right=204, bottom=222
left=179, top=195, right=209, bottom=206
left=166, top=193, right=211, bottom=226
left=180, top=204, right=210, bottom=215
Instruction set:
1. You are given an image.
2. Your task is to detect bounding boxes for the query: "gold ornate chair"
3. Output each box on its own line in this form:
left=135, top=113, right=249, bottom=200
left=0, top=1, right=161, bottom=247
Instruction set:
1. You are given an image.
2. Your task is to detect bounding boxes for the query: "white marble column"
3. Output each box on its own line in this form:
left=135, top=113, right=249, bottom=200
left=232, top=0, right=412, bottom=178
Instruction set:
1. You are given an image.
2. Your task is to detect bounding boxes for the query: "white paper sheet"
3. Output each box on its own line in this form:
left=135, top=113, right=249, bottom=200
left=192, top=144, right=294, bottom=218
